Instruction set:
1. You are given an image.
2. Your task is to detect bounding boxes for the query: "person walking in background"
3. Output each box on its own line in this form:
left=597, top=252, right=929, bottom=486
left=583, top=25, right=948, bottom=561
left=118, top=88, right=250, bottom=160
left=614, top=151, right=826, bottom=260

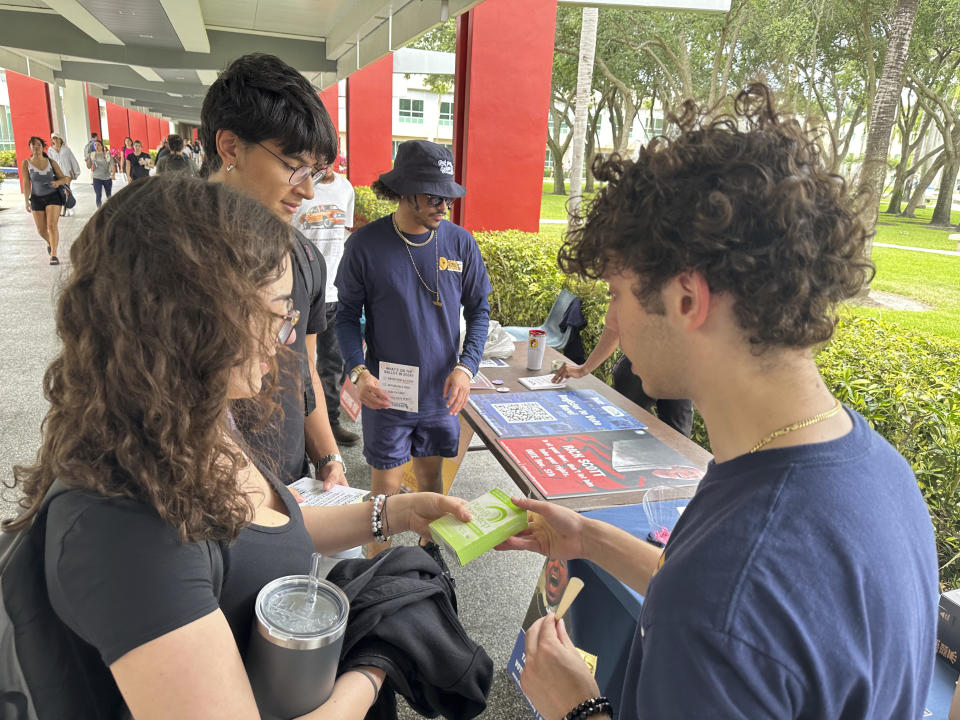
left=48, top=132, right=81, bottom=217
left=155, top=138, right=171, bottom=165
left=83, top=131, right=98, bottom=161
left=21, top=136, right=69, bottom=265
left=156, top=134, right=196, bottom=177
left=335, top=140, right=492, bottom=555
left=293, top=165, right=359, bottom=446
left=125, top=140, right=152, bottom=182
left=121, top=136, right=135, bottom=181
left=86, top=138, right=116, bottom=207
left=553, top=306, right=694, bottom=437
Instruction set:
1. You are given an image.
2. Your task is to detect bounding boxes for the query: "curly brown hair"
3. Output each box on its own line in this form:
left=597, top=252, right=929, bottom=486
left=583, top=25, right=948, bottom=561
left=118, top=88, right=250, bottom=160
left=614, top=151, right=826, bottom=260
left=4, top=175, right=294, bottom=542
left=559, top=83, right=875, bottom=349
left=371, top=179, right=402, bottom=203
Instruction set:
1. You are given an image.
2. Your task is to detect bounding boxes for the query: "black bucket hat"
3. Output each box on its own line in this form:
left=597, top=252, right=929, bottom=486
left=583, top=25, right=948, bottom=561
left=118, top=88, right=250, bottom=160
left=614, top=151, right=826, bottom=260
left=378, top=140, right=466, bottom=198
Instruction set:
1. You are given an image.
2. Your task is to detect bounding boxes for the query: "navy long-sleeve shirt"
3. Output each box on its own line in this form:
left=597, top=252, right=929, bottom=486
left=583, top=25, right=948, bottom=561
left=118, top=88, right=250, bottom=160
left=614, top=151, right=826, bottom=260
left=335, top=216, right=491, bottom=413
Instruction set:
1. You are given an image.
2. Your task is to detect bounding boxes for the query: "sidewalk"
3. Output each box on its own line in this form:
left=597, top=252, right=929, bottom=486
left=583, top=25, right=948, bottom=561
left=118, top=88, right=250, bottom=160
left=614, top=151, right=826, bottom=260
left=0, top=177, right=543, bottom=720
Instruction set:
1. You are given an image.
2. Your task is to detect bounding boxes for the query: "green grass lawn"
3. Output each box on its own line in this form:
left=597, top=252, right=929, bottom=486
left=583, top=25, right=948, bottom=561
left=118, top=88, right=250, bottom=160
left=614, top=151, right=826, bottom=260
left=875, top=206, right=960, bottom=251
left=537, top=194, right=960, bottom=341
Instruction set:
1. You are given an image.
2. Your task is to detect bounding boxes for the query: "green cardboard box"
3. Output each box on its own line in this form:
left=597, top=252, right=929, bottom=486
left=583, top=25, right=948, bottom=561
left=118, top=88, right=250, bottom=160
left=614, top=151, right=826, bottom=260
left=429, top=488, right=528, bottom=565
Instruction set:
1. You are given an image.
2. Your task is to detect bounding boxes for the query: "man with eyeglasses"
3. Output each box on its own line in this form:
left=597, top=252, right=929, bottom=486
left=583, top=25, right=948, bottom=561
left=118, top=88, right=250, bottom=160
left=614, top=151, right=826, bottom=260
left=336, top=140, right=492, bottom=554
left=293, top=164, right=360, bottom=447
left=200, top=53, right=349, bottom=490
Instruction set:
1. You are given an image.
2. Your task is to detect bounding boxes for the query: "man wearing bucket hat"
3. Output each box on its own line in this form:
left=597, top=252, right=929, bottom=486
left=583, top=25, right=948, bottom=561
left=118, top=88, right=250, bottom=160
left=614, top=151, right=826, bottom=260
left=335, top=141, right=491, bottom=550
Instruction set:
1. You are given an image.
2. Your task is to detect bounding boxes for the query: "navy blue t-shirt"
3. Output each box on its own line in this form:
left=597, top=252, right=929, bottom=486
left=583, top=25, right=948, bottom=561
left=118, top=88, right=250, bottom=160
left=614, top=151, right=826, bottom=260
left=621, top=407, right=937, bottom=719
left=335, top=216, right=491, bottom=414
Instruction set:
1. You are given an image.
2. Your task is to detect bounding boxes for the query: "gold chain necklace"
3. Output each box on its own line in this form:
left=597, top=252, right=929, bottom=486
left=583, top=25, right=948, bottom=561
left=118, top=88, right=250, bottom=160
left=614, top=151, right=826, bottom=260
left=749, top=399, right=843, bottom=453
left=392, top=212, right=435, bottom=247
left=393, top=213, right=442, bottom=308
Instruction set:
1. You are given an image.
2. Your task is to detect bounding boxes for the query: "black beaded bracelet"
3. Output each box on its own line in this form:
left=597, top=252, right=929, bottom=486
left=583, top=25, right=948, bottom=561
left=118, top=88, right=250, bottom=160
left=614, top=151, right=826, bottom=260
left=563, top=696, right=613, bottom=720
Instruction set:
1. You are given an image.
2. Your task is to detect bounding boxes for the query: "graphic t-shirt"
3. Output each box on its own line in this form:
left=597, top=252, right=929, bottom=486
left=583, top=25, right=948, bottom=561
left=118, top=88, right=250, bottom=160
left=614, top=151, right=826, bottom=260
left=335, top=215, right=492, bottom=413
left=620, top=408, right=938, bottom=719
left=293, top=173, right=355, bottom=303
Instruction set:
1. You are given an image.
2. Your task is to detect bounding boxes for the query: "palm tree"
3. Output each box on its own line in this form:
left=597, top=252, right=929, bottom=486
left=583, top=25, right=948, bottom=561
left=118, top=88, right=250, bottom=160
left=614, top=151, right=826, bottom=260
left=857, top=0, right=919, bottom=270
left=567, top=7, right=598, bottom=231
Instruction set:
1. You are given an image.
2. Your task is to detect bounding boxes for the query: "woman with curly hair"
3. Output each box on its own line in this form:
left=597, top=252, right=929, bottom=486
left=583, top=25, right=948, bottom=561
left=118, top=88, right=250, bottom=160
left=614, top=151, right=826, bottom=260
left=5, top=175, right=470, bottom=719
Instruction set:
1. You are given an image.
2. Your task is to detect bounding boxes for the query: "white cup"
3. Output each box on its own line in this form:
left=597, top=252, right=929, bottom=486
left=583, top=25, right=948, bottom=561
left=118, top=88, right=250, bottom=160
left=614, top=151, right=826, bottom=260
left=527, top=329, right=547, bottom=370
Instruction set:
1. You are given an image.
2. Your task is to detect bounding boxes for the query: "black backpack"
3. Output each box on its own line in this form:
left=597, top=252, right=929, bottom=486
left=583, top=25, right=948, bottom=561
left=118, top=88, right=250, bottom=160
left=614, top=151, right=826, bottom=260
left=0, top=483, right=224, bottom=720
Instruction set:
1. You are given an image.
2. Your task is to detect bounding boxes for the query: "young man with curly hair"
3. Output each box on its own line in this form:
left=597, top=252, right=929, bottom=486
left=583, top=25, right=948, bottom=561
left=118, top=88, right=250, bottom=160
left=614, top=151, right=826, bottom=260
left=501, top=84, right=938, bottom=720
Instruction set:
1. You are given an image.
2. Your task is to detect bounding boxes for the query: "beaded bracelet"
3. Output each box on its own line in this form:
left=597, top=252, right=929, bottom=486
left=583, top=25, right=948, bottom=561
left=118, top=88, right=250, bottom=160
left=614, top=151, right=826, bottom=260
left=563, top=696, right=613, bottom=720
left=371, top=494, right=388, bottom=543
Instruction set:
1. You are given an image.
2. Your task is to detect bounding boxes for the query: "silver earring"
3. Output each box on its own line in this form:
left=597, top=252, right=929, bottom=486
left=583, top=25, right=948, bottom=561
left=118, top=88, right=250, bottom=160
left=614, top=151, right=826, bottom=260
left=226, top=164, right=234, bottom=172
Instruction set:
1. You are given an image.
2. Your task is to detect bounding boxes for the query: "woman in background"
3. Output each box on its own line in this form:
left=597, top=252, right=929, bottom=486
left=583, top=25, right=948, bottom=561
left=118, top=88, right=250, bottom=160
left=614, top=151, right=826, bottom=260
left=21, top=136, right=69, bottom=265
left=85, top=138, right=116, bottom=207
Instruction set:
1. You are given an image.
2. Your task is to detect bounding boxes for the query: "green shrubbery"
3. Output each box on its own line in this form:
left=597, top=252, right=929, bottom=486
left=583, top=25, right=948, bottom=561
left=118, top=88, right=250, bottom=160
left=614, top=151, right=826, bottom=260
left=0, top=150, right=16, bottom=168
left=353, top=185, right=397, bottom=227
left=817, top=316, right=960, bottom=588
left=351, top=184, right=960, bottom=586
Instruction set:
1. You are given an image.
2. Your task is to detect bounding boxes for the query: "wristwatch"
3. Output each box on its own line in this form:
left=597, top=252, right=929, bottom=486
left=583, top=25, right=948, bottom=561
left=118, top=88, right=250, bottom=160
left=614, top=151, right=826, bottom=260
left=315, top=453, right=343, bottom=472
left=349, top=364, right=368, bottom=385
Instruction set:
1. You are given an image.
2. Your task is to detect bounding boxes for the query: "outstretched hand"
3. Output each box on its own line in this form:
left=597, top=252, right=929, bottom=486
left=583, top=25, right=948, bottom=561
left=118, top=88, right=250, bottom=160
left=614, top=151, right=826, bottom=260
left=391, top=492, right=472, bottom=541
left=495, top=496, right=588, bottom=561
left=552, top=363, right=589, bottom=382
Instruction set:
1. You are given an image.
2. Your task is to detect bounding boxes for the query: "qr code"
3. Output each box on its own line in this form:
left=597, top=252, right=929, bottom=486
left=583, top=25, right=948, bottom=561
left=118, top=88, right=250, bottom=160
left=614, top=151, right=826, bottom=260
left=494, top=401, right=557, bottom=424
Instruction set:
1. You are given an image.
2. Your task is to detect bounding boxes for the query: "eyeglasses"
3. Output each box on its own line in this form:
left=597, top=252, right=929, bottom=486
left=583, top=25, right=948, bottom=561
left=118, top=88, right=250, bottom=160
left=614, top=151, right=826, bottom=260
left=274, top=307, right=300, bottom=345
left=256, top=142, right=329, bottom=186
left=424, top=194, right=454, bottom=208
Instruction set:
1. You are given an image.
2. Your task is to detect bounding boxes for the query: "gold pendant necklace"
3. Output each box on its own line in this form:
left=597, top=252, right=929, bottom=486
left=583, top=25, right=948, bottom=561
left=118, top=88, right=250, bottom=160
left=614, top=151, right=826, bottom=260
left=393, top=213, right=442, bottom=308
left=749, top=399, right=843, bottom=453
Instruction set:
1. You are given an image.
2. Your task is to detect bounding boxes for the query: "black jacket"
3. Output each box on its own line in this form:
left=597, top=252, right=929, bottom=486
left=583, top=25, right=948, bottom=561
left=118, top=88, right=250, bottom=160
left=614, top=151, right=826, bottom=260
left=326, top=546, right=493, bottom=720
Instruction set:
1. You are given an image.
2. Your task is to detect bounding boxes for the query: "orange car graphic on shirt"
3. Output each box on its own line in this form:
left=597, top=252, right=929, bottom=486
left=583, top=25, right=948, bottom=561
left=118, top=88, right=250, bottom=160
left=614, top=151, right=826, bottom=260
left=299, top=204, right=346, bottom=229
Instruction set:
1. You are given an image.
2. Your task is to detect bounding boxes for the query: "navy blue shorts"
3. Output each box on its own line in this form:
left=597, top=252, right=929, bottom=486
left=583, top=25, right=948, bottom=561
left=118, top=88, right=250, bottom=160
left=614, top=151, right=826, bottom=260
left=361, top=407, right=460, bottom=470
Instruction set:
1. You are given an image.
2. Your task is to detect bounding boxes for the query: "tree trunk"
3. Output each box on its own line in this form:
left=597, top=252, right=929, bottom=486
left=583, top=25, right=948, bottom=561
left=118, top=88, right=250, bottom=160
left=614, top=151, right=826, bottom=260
left=568, top=8, right=598, bottom=229
left=902, top=153, right=945, bottom=217
left=856, top=0, right=919, bottom=268
left=885, top=171, right=909, bottom=214
left=930, top=159, right=959, bottom=226
left=551, top=152, right=566, bottom=195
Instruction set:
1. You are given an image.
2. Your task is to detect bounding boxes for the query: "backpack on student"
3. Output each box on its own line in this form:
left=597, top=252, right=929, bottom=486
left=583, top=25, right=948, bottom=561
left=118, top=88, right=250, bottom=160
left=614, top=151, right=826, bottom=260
left=0, top=482, right=224, bottom=719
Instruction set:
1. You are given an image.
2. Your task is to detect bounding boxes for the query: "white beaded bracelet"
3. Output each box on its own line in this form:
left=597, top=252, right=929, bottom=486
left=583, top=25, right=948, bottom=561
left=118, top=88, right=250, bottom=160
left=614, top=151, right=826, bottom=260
left=371, top=494, right=388, bottom=543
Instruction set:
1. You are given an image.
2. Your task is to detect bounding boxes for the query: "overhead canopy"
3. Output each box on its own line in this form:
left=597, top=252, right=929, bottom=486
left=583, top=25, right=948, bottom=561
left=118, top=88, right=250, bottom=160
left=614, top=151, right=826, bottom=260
left=0, top=0, right=729, bottom=125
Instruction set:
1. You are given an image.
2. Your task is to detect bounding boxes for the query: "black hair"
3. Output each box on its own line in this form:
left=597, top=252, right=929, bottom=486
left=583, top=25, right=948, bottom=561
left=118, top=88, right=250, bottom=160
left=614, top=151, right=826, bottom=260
left=28, top=136, right=49, bottom=159
left=134, top=140, right=143, bottom=146
left=91, top=132, right=98, bottom=138
left=199, top=53, right=337, bottom=177
left=371, top=179, right=402, bottom=203
left=168, top=134, right=184, bottom=153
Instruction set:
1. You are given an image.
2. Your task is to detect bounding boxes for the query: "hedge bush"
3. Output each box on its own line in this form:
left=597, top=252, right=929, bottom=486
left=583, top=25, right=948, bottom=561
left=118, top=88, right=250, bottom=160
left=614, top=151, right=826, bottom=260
left=353, top=185, right=397, bottom=227
left=0, top=149, right=16, bottom=168
left=349, top=184, right=960, bottom=586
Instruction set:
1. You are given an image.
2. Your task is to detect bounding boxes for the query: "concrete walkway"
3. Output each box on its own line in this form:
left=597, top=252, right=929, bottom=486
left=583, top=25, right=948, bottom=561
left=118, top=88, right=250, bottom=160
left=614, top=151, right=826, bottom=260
left=0, top=179, right=544, bottom=719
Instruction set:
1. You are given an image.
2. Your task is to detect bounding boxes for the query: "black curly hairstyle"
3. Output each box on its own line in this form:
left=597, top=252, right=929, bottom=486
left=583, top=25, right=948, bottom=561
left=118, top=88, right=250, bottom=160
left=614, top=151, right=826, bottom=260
left=560, top=83, right=875, bottom=349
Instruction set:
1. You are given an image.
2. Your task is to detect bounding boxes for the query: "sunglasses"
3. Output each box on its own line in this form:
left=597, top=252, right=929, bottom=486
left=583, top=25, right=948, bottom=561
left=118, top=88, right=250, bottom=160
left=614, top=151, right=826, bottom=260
left=424, top=194, right=454, bottom=208
left=256, top=142, right=329, bottom=186
left=274, top=307, right=300, bottom=344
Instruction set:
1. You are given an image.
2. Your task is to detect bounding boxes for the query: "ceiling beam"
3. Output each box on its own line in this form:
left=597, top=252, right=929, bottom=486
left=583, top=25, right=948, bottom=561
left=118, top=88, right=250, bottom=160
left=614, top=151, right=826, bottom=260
left=41, top=0, right=124, bottom=45
left=0, top=11, right=335, bottom=71
left=334, top=0, right=481, bottom=80
left=158, top=0, right=210, bottom=53
left=103, top=86, right=204, bottom=104
left=55, top=62, right=207, bottom=95
left=0, top=48, right=55, bottom=83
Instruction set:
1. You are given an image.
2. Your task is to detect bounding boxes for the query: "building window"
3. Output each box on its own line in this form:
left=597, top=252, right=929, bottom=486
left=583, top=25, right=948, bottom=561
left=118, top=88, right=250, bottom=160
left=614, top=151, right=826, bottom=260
left=439, top=101, right=453, bottom=127
left=638, top=116, right=664, bottom=141
left=392, top=140, right=401, bottom=160
left=547, top=115, right=570, bottom=136
left=544, top=148, right=554, bottom=173
left=0, top=105, right=14, bottom=154
left=399, top=98, right=424, bottom=124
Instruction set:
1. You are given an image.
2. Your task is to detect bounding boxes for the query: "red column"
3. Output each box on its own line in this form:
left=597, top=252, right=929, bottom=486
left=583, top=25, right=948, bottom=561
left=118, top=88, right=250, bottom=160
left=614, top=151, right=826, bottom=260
left=346, top=54, right=393, bottom=188
left=192, top=127, right=198, bottom=142
left=85, top=85, right=101, bottom=138
left=452, top=0, right=557, bottom=232
left=129, top=110, right=149, bottom=146
left=6, top=70, right=53, bottom=190
left=160, top=120, right=170, bottom=139
left=105, top=102, right=130, bottom=150
left=319, top=86, right=339, bottom=137
left=147, top=116, right=162, bottom=150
